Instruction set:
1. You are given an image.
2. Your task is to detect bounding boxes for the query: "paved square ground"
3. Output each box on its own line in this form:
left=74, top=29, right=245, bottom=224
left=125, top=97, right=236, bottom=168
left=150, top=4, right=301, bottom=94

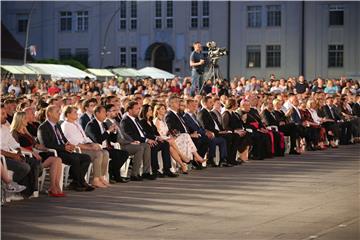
left=1, top=145, right=359, bottom=240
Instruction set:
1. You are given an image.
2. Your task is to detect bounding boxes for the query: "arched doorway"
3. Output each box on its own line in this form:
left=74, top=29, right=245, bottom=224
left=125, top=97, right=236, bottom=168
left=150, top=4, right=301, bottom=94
left=145, top=42, right=174, bottom=73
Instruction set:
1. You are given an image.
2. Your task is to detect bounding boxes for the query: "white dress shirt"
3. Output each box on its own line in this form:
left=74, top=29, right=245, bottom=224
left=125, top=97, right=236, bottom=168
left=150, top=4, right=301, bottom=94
left=308, top=109, right=321, bottom=125
left=0, top=124, right=20, bottom=151
left=61, top=120, right=93, bottom=145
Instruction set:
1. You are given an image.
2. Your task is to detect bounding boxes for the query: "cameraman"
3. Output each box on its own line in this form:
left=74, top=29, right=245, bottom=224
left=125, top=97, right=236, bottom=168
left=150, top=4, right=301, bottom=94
left=190, top=41, right=206, bottom=96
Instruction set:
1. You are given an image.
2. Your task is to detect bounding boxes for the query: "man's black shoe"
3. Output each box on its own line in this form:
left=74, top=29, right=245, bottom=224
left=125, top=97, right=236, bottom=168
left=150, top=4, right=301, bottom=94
left=229, top=161, right=240, bottom=166
left=289, top=150, right=301, bottom=155
left=68, top=184, right=86, bottom=192
left=156, top=171, right=165, bottom=178
left=116, top=177, right=130, bottom=183
left=142, top=173, right=157, bottom=180
left=109, top=179, right=117, bottom=184
left=220, top=162, right=234, bottom=167
left=164, top=171, right=179, bottom=178
left=82, top=183, right=95, bottom=192
left=130, top=175, right=143, bottom=181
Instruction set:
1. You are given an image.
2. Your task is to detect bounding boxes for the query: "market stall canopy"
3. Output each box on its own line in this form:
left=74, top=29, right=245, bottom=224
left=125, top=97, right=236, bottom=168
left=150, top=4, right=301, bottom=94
left=111, top=67, right=143, bottom=78
left=26, top=63, right=95, bottom=81
left=1, top=65, right=38, bottom=75
left=85, top=68, right=115, bottom=81
left=137, top=67, right=175, bottom=79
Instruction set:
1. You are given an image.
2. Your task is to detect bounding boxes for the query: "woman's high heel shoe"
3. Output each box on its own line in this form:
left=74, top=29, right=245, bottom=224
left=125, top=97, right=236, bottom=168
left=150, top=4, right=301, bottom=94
left=180, top=164, right=189, bottom=174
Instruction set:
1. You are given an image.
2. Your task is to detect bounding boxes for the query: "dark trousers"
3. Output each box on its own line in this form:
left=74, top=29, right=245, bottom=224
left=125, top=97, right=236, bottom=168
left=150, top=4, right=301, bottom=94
left=58, top=151, right=91, bottom=187
left=107, top=148, right=129, bottom=180
left=6, top=157, right=41, bottom=198
left=250, top=131, right=272, bottom=159
left=151, top=141, right=171, bottom=173
left=339, top=121, right=352, bottom=144
left=192, top=135, right=210, bottom=158
left=217, top=133, right=238, bottom=163
left=279, top=123, right=299, bottom=151
left=208, top=136, right=228, bottom=162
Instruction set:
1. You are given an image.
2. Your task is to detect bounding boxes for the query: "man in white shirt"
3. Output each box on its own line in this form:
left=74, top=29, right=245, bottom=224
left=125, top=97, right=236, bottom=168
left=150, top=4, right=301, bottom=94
left=0, top=105, right=34, bottom=197
left=7, top=80, right=21, bottom=97
left=62, top=106, right=110, bottom=188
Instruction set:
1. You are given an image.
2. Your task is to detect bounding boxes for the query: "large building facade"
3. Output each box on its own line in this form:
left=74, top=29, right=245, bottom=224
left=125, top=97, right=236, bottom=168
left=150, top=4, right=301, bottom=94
left=1, top=1, right=359, bottom=80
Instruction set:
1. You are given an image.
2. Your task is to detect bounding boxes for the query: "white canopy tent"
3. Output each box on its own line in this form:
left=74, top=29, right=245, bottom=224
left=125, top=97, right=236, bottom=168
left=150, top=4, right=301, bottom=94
left=26, top=63, right=95, bottom=81
left=137, top=67, right=175, bottom=80
left=85, top=68, right=115, bottom=81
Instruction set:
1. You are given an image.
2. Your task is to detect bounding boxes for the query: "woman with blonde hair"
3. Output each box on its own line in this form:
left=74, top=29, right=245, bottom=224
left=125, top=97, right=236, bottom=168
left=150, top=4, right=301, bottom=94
left=153, top=103, right=205, bottom=167
left=139, top=104, right=189, bottom=174
left=10, top=111, right=65, bottom=197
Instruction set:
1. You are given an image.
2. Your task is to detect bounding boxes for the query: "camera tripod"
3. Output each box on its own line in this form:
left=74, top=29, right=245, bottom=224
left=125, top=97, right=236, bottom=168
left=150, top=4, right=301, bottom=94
left=199, top=62, right=224, bottom=95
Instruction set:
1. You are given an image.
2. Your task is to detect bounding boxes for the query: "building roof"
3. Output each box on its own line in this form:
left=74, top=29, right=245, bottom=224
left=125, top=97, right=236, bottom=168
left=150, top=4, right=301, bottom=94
left=1, top=23, right=33, bottom=62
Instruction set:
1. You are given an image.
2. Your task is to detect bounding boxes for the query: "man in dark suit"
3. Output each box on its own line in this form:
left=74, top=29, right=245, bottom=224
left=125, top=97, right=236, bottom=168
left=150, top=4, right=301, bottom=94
left=120, top=101, right=176, bottom=179
left=322, top=96, right=351, bottom=145
left=165, top=96, right=209, bottom=169
left=104, top=104, right=151, bottom=181
left=197, top=96, right=237, bottom=167
left=85, top=105, right=130, bottom=183
left=183, top=98, right=225, bottom=166
left=37, top=105, right=94, bottom=191
left=352, top=96, right=360, bottom=117
left=79, top=98, right=97, bottom=130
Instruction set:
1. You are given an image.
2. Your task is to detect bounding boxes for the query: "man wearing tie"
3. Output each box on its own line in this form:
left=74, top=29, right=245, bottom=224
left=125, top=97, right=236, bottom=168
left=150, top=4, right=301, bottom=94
left=183, top=98, right=226, bottom=167
left=37, top=105, right=93, bottom=192
left=85, top=106, right=130, bottom=183
left=120, top=101, right=175, bottom=179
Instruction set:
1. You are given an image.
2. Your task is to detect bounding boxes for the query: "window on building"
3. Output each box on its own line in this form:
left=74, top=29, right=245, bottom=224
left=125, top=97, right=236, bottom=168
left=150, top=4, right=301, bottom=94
left=130, top=47, right=137, bottom=68
left=266, top=45, right=281, bottom=67
left=247, top=45, right=261, bottom=68
left=328, top=45, right=343, bottom=67
left=202, top=1, right=209, bottom=28
left=120, top=1, right=127, bottom=30
left=329, top=4, right=344, bottom=26
left=75, top=48, right=89, bottom=66
left=155, top=1, right=162, bottom=29
left=267, top=5, right=281, bottom=27
left=166, top=1, right=173, bottom=28
left=130, top=1, right=137, bottom=30
left=247, top=6, right=261, bottom=28
left=17, top=13, right=28, bottom=33
left=59, top=11, right=72, bottom=32
left=120, top=47, right=126, bottom=66
left=76, top=11, right=88, bottom=31
left=58, top=48, right=72, bottom=60
left=191, top=1, right=198, bottom=28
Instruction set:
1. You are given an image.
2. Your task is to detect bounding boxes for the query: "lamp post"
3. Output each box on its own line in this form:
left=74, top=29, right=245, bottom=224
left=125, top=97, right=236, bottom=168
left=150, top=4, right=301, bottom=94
left=24, top=1, right=36, bottom=64
left=100, top=4, right=123, bottom=68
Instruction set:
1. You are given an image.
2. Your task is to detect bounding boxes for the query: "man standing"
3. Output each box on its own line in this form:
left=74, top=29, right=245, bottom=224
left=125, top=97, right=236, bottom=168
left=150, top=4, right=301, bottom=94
left=190, top=41, right=206, bottom=96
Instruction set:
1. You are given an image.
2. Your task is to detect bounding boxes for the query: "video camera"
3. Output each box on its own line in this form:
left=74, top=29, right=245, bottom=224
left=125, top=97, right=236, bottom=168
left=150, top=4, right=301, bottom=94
left=206, top=41, right=228, bottom=65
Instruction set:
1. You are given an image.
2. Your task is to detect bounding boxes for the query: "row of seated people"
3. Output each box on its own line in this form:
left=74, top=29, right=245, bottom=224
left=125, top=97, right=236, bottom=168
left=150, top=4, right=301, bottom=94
left=1, top=93, right=359, bottom=200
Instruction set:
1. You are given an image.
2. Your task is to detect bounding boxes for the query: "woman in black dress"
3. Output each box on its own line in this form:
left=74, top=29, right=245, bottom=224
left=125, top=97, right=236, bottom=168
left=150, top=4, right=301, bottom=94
left=222, top=98, right=252, bottom=162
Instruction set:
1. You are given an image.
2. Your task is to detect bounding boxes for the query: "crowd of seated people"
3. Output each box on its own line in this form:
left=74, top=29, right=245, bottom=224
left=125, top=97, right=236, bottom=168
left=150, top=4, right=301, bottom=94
left=1, top=75, right=359, bottom=202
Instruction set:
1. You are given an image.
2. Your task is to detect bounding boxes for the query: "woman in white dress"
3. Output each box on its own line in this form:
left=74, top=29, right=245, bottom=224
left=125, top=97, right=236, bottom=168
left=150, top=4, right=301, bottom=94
left=153, top=104, right=205, bottom=166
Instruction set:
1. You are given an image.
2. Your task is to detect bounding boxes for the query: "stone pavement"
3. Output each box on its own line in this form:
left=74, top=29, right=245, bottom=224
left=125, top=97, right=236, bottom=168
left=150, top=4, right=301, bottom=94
left=1, top=145, right=359, bottom=240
